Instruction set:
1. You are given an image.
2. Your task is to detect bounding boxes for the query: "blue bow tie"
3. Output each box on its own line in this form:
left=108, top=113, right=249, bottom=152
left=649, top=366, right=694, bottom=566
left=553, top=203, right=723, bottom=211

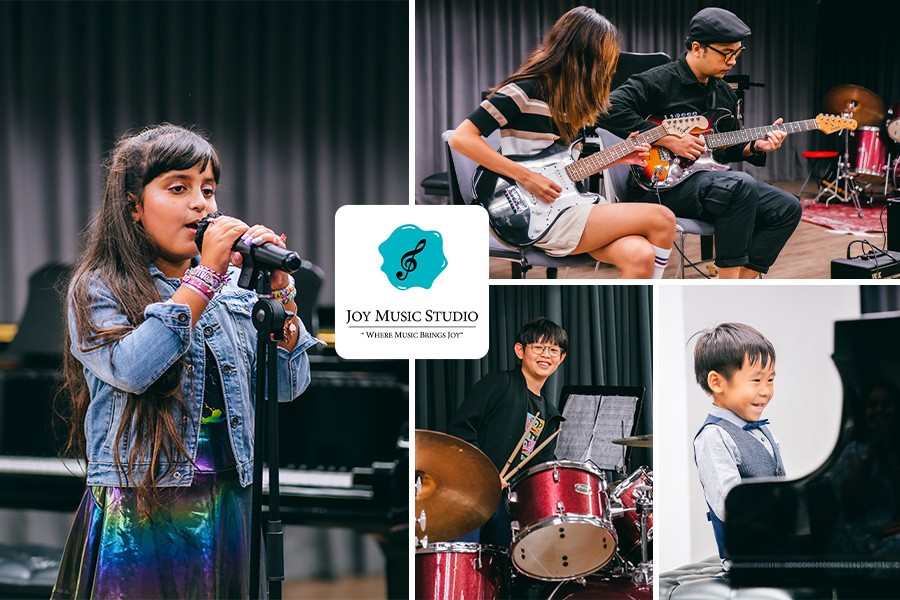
left=742, top=419, right=769, bottom=431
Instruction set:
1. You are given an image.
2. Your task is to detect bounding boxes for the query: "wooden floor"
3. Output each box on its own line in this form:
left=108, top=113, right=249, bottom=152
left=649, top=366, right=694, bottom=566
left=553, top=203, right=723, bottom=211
left=489, top=180, right=886, bottom=280
left=283, top=575, right=386, bottom=599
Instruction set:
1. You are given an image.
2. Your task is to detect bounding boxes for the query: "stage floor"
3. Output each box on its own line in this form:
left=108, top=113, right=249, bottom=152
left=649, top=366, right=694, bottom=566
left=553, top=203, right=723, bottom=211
left=489, top=179, right=892, bottom=280
left=284, top=574, right=386, bottom=599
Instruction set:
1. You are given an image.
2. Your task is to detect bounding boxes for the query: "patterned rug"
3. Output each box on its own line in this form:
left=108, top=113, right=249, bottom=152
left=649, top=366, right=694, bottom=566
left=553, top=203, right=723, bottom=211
left=800, top=200, right=888, bottom=234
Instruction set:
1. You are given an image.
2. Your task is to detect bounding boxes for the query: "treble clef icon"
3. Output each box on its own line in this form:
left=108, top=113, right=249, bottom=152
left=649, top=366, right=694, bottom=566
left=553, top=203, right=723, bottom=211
left=396, top=238, right=427, bottom=280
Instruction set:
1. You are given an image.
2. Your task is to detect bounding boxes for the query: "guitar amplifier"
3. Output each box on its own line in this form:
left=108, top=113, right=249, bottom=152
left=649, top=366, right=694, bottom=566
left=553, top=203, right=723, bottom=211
left=831, top=250, right=900, bottom=279
left=887, top=200, right=900, bottom=251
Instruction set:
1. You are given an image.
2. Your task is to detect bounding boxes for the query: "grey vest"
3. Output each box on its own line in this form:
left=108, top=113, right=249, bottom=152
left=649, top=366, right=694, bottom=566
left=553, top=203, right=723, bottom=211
left=696, top=414, right=785, bottom=478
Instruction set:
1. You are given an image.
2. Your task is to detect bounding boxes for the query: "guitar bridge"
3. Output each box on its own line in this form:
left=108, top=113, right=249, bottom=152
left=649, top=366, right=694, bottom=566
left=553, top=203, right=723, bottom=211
left=504, top=187, right=527, bottom=214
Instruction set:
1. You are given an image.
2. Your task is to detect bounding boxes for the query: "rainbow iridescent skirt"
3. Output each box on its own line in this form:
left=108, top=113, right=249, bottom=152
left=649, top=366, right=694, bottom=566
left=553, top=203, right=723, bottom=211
left=52, top=421, right=253, bottom=599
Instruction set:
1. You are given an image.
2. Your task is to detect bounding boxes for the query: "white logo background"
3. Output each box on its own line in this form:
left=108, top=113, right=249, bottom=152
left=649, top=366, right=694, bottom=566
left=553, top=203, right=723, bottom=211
left=335, top=205, right=489, bottom=359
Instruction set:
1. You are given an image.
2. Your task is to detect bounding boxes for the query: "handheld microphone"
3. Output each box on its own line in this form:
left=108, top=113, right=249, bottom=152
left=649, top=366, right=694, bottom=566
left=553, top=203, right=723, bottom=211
left=194, top=211, right=302, bottom=273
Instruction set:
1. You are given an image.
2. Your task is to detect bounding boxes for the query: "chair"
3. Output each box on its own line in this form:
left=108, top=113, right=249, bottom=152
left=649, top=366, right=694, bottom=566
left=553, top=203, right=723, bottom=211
left=593, top=129, right=715, bottom=278
left=442, top=130, right=602, bottom=279
left=607, top=51, right=716, bottom=278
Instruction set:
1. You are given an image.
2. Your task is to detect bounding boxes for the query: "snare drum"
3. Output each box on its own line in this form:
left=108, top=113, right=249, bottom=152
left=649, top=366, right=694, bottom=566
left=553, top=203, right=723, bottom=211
left=415, top=542, right=510, bottom=600
left=850, top=126, right=888, bottom=183
left=610, top=467, right=653, bottom=563
left=507, top=460, right=617, bottom=581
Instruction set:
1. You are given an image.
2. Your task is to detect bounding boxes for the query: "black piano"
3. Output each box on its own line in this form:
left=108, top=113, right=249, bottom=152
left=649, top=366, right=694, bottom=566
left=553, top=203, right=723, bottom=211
left=662, top=311, right=900, bottom=599
left=0, top=264, right=409, bottom=598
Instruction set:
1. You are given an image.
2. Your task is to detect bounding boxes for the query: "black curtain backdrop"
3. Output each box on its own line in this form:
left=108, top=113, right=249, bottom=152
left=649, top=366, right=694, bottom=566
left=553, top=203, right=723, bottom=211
left=415, top=284, right=653, bottom=467
left=416, top=0, right=900, bottom=204
left=0, top=0, right=408, bottom=323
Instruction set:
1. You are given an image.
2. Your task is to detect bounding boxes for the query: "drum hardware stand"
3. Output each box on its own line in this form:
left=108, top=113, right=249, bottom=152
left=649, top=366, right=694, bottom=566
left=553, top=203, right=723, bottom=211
left=413, top=476, right=428, bottom=548
left=815, top=110, right=863, bottom=217
left=631, top=485, right=653, bottom=586
left=885, top=152, right=893, bottom=198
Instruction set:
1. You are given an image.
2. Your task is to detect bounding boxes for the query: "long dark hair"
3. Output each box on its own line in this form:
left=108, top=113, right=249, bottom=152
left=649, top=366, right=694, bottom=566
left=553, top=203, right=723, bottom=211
left=63, top=123, right=220, bottom=519
left=493, top=6, right=621, bottom=142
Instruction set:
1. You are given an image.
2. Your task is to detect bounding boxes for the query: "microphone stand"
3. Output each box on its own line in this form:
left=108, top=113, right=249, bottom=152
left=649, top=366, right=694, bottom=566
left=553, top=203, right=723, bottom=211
left=244, top=264, right=291, bottom=600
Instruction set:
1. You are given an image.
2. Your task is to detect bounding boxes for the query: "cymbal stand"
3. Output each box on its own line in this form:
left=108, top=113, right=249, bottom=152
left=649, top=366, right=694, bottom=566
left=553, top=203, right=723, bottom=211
left=815, top=110, right=863, bottom=217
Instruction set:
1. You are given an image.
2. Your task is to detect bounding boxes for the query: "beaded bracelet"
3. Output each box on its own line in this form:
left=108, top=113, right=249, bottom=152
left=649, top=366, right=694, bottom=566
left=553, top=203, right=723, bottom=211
left=188, top=265, right=230, bottom=289
left=270, top=275, right=297, bottom=305
left=182, top=265, right=229, bottom=301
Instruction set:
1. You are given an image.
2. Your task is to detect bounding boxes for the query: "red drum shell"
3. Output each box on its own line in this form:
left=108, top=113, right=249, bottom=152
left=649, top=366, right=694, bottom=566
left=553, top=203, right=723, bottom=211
left=850, top=126, right=887, bottom=182
left=414, top=542, right=510, bottom=600
left=507, top=460, right=617, bottom=580
left=610, top=467, right=654, bottom=562
left=887, top=102, right=900, bottom=143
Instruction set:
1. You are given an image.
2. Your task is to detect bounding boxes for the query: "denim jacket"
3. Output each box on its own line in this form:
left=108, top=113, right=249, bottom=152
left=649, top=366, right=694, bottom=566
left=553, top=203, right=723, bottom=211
left=68, top=264, right=321, bottom=488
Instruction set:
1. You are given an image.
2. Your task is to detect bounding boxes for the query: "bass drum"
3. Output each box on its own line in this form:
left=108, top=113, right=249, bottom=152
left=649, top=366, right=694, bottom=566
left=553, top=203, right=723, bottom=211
left=558, top=574, right=652, bottom=600
left=414, top=542, right=511, bottom=600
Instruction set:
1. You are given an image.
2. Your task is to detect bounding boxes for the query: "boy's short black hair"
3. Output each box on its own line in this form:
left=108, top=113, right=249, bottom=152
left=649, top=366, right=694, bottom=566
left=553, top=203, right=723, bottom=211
left=515, top=317, right=569, bottom=353
left=693, top=322, right=775, bottom=394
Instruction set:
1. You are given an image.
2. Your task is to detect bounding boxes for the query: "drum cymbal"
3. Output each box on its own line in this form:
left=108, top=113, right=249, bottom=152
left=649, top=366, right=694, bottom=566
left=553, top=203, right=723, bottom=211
left=415, top=430, right=501, bottom=542
left=823, top=85, right=885, bottom=127
left=611, top=434, right=654, bottom=448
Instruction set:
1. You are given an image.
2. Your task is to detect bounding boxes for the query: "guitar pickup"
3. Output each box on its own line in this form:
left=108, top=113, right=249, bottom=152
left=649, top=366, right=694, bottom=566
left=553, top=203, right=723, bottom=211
left=504, top=187, right=527, bottom=214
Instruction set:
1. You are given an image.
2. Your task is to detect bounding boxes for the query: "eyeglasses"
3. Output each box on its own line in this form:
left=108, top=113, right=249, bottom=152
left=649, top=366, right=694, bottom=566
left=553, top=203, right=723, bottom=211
left=528, top=343, right=563, bottom=358
left=705, top=44, right=745, bottom=62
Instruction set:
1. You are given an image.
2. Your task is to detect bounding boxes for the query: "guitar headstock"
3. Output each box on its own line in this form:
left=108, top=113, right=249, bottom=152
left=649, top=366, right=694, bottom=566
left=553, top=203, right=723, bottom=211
left=815, top=114, right=857, bottom=134
left=660, top=115, right=710, bottom=137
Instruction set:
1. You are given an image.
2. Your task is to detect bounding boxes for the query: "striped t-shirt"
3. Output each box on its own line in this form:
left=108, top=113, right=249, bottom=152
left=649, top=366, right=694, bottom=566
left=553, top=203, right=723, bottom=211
left=466, top=78, right=560, bottom=156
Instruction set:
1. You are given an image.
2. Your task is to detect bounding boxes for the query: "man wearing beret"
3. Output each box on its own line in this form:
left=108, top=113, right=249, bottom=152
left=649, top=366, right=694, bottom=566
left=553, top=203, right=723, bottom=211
left=598, top=7, right=801, bottom=279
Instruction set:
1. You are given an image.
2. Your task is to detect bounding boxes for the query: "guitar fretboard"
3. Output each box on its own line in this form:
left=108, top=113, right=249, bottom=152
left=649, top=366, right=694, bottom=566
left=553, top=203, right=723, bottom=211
left=705, top=119, right=818, bottom=149
left=565, top=126, right=666, bottom=182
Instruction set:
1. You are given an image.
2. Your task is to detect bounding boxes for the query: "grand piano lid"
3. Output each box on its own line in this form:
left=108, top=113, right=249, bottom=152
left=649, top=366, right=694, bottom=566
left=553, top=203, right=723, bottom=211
left=726, top=311, right=900, bottom=589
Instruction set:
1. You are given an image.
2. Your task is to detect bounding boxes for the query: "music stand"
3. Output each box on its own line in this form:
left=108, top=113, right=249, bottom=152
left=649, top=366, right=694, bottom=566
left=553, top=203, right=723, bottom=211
left=554, top=385, right=646, bottom=476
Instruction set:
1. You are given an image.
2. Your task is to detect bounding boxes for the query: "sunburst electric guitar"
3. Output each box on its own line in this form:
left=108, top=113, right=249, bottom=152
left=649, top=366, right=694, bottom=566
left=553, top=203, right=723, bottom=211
left=632, top=110, right=857, bottom=191
left=472, top=115, right=708, bottom=247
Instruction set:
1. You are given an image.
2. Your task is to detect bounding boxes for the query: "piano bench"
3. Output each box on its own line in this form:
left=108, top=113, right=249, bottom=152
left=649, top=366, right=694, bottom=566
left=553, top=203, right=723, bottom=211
left=0, top=544, right=60, bottom=598
left=659, top=556, right=730, bottom=599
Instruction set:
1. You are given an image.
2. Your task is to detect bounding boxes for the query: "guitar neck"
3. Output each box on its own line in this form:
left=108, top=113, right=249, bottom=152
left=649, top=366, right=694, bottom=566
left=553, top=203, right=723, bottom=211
left=565, top=126, right=667, bottom=182
left=705, top=119, right=818, bottom=149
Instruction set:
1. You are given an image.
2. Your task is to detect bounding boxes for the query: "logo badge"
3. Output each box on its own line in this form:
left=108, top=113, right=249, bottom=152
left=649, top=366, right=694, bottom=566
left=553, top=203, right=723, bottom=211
left=378, top=224, right=447, bottom=290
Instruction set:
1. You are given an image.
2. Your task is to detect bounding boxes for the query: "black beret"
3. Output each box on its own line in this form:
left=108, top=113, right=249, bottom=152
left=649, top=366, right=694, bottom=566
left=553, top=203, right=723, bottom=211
left=688, top=7, right=751, bottom=44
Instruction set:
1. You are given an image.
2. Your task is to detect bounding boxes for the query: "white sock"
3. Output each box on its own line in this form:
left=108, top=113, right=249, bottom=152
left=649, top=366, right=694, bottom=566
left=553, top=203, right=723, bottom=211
left=652, top=245, right=672, bottom=279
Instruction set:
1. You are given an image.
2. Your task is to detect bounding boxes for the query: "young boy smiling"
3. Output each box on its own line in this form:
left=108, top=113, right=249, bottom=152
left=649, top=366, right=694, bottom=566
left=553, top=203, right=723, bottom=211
left=448, top=317, right=567, bottom=547
left=692, top=323, right=786, bottom=559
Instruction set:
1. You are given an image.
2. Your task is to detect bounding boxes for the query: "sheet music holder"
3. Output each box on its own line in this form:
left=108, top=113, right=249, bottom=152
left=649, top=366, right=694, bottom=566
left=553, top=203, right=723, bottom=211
left=554, top=385, right=645, bottom=472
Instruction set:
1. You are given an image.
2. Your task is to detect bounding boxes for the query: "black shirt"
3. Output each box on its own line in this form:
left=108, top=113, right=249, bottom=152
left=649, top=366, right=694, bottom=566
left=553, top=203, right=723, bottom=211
left=597, top=53, right=766, bottom=167
left=448, top=368, right=564, bottom=473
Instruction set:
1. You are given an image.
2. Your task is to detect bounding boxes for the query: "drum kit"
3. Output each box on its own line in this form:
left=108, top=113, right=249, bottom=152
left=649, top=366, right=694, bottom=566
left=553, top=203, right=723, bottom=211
left=414, top=430, right=654, bottom=600
left=813, top=84, right=900, bottom=213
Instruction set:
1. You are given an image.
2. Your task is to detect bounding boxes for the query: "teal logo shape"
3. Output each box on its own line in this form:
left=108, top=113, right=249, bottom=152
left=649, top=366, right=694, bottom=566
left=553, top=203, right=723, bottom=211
left=378, top=224, right=448, bottom=290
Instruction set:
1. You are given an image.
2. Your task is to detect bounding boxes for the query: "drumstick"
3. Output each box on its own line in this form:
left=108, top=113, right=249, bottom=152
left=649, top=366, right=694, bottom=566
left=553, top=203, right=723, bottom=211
left=501, top=427, right=562, bottom=484
left=498, top=412, right=540, bottom=481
